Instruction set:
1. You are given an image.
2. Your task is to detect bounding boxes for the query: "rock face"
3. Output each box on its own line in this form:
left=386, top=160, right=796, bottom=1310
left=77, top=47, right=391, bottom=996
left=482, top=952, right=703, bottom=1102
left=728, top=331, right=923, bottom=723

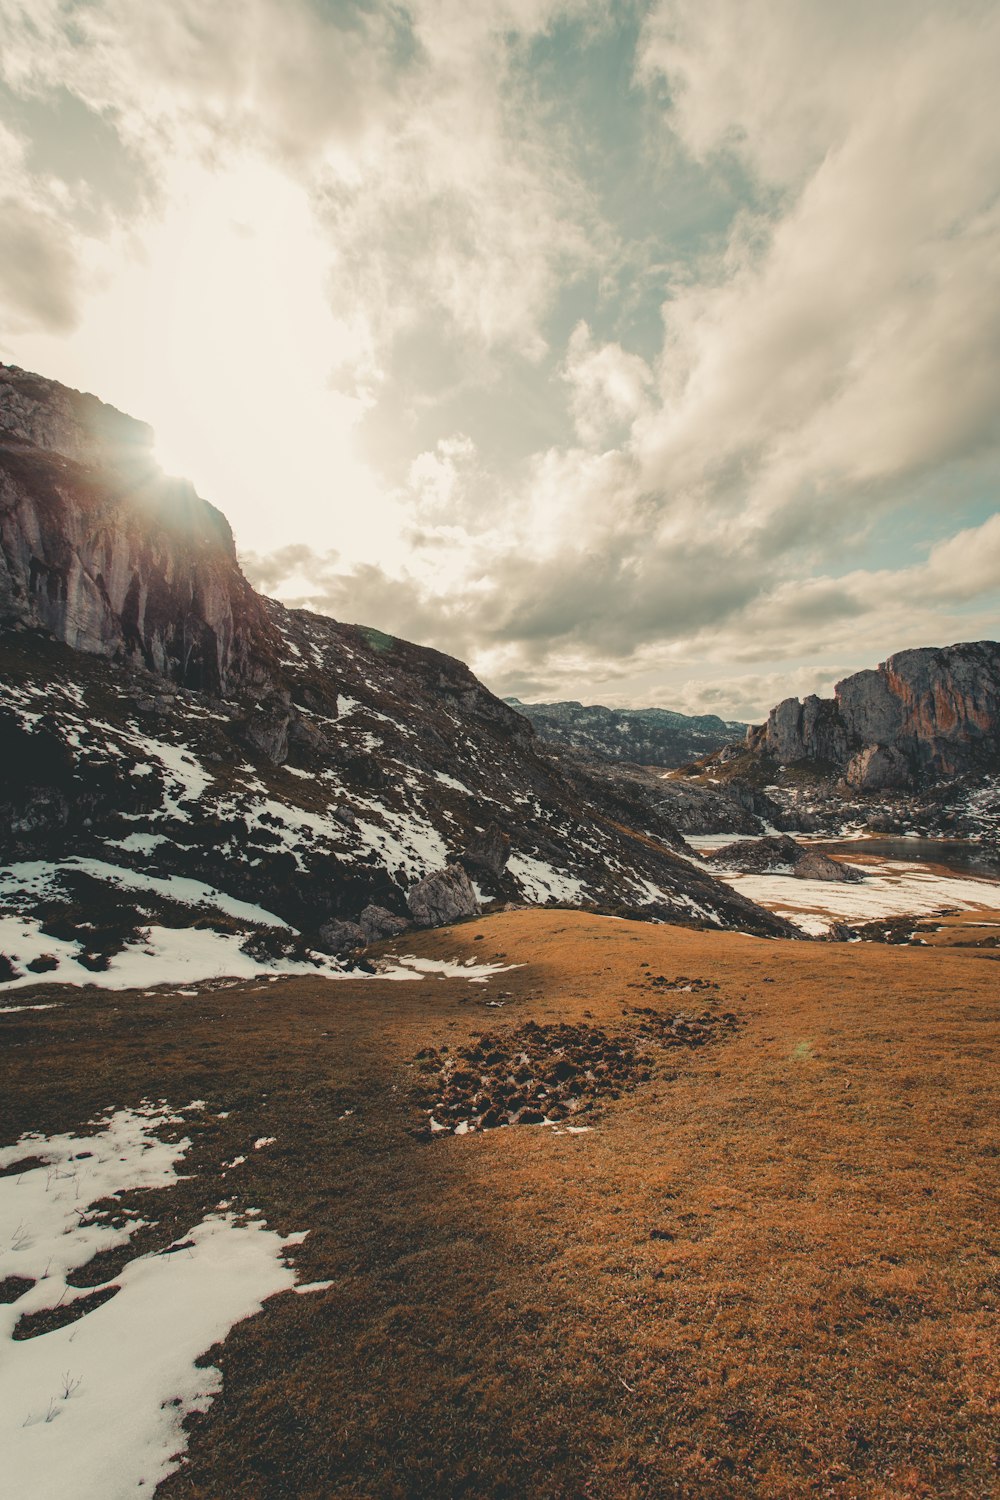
left=844, top=743, right=912, bottom=792
left=506, top=698, right=746, bottom=768
left=745, top=643, right=1000, bottom=786
left=407, top=865, right=481, bottom=928
left=0, top=365, right=277, bottom=694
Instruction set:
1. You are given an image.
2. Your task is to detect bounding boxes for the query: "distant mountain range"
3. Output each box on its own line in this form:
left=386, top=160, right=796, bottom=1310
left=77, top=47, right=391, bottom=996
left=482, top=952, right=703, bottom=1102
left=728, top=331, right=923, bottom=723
left=504, top=698, right=747, bottom=768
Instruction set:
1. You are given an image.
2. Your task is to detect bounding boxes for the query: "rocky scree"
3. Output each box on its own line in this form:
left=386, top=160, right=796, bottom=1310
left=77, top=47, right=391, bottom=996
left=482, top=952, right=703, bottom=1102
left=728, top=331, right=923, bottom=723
left=412, top=1003, right=743, bottom=1137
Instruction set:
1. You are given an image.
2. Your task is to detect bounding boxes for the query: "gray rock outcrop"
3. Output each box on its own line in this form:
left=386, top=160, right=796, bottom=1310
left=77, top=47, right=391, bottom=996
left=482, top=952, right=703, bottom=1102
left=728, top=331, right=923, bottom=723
left=460, top=823, right=511, bottom=880
left=358, top=904, right=411, bottom=943
left=318, top=918, right=366, bottom=955
left=843, top=743, right=912, bottom=791
left=745, top=642, right=1000, bottom=785
left=793, top=848, right=864, bottom=883
left=710, top=835, right=863, bottom=883
left=407, top=864, right=481, bottom=928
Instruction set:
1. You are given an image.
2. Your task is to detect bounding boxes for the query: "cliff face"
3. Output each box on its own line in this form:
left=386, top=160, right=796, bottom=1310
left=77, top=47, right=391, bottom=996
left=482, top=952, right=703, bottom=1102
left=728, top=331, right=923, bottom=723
left=0, top=365, right=277, bottom=694
left=746, top=643, right=1000, bottom=787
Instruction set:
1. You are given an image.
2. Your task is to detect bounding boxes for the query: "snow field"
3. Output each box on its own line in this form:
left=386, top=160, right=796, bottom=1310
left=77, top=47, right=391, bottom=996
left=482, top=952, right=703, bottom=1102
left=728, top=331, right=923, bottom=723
left=718, top=861, right=1000, bottom=935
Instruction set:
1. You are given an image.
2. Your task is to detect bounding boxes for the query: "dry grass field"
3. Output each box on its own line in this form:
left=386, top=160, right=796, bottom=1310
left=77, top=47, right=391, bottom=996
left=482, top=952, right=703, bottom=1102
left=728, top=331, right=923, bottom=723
left=2, top=911, right=998, bottom=1498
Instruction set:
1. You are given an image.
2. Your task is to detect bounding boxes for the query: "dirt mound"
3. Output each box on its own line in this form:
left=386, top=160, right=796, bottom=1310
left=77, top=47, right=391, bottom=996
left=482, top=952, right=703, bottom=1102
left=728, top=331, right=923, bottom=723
left=413, top=1005, right=742, bottom=1136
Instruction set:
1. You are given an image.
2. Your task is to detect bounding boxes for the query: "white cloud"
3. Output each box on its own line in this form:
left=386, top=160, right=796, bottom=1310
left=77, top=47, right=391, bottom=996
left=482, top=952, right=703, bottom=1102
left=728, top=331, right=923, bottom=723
left=636, top=1, right=1000, bottom=541
left=2, top=0, right=998, bottom=718
left=563, top=321, right=653, bottom=447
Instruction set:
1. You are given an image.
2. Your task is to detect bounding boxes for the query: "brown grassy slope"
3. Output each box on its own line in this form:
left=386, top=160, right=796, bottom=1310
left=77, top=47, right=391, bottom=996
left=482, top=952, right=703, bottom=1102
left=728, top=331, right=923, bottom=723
left=2, top=912, right=998, bottom=1498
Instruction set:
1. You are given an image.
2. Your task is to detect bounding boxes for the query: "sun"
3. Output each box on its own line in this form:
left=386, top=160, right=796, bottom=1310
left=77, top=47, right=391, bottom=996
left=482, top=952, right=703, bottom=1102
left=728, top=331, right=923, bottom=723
left=17, top=154, right=405, bottom=570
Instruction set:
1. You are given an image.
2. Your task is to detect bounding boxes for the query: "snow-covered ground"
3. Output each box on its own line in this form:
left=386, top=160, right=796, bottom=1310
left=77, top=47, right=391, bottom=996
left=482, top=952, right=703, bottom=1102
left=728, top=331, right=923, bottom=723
left=0, top=858, right=295, bottom=929
left=0, top=916, right=523, bottom=993
left=506, top=852, right=589, bottom=905
left=0, top=1103, right=328, bottom=1500
left=0, top=914, right=346, bottom=991
left=717, top=861, right=1000, bottom=936
left=377, top=955, right=521, bottom=983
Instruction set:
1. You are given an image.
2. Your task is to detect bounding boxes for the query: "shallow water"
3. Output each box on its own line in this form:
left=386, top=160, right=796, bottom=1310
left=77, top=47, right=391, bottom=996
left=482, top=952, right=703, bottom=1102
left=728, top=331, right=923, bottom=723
left=813, top=837, right=1000, bottom=879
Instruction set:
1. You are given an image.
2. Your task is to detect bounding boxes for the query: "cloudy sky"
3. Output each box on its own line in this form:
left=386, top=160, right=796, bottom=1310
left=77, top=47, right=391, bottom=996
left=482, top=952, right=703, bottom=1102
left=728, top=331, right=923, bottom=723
left=1, top=1, right=999, bottom=719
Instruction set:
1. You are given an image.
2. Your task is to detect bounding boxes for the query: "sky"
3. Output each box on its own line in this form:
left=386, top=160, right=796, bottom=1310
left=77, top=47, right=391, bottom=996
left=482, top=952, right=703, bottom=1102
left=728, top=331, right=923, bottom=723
left=1, top=0, right=999, bottom=721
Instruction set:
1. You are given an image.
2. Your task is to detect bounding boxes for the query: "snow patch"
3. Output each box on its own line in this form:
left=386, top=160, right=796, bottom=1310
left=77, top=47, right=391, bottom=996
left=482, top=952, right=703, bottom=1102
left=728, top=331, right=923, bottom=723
left=507, top=852, right=587, bottom=905
left=0, top=1103, right=325, bottom=1499
left=377, top=955, right=521, bottom=984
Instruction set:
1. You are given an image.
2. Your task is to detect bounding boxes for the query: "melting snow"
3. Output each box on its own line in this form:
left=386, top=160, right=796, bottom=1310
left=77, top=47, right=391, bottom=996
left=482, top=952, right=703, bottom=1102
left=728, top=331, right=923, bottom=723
left=104, top=832, right=168, bottom=854
left=719, top=861, right=1000, bottom=934
left=0, top=915, right=344, bottom=992
left=432, top=770, right=474, bottom=795
left=507, top=853, right=588, bottom=905
left=131, top=737, right=212, bottom=815
left=377, top=955, right=521, bottom=983
left=0, top=1103, right=324, bottom=1499
left=0, top=859, right=292, bottom=929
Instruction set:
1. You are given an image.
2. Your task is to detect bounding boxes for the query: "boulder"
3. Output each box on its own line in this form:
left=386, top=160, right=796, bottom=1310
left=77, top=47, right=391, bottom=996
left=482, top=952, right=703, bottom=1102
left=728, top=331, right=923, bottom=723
left=793, top=848, right=864, bottom=884
left=358, top=904, right=410, bottom=943
left=243, top=709, right=291, bottom=765
left=317, top=918, right=366, bottom=956
left=460, top=823, right=511, bottom=879
left=844, top=743, right=912, bottom=791
left=407, top=863, right=480, bottom=928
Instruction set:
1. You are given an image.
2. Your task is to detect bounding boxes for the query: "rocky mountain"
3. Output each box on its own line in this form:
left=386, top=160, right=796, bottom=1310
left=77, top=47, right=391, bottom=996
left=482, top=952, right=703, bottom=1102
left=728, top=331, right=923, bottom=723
left=504, top=698, right=747, bottom=769
left=0, top=365, right=278, bottom=696
left=745, top=643, right=1000, bottom=789
left=663, top=644, right=1000, bottom=849
left=0, top=365, right=796, bottom=990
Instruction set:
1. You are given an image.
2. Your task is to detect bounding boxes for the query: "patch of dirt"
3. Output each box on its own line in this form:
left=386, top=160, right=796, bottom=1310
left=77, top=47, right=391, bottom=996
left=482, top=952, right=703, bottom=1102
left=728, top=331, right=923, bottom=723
left=0, top=1275, right=35, bottom=1303
left=13, top=1283, right=120, bottom=1339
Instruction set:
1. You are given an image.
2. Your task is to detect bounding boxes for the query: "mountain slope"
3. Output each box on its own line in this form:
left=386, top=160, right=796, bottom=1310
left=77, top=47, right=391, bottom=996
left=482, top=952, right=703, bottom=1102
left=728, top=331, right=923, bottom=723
left=505, top=698, right=746, bottom=768
left=0, top=365, right=794, bottom=989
